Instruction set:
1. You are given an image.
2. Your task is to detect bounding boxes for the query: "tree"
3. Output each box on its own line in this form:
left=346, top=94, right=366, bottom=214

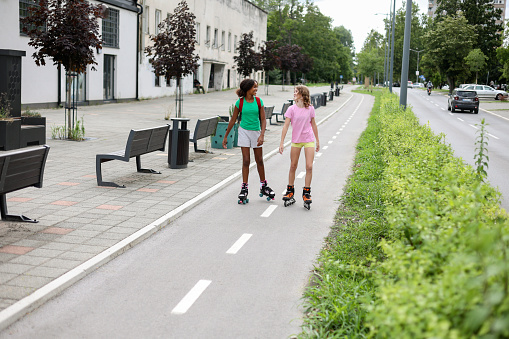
left=436, top=0, right=503, bottom=82
left=277, top=44, right=303, bottom=88
left=425, top=14, right=477, bottom=92
left=233, top=31, right=259, bottom=79
left=465, top=49, right=487, bottom=84
left=145, top=1, right=199, bottom=118
left=259, top=40, right=281, bottom=93
left=22, top=0, right=105, bottom=138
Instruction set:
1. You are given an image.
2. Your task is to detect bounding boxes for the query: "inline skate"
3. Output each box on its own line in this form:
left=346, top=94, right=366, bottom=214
left=303, top=187, right=312, bottom=210
left=282, top=185, right=295, bottom=207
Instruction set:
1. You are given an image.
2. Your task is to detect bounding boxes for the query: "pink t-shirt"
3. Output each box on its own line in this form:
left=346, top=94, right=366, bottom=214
left=284, top=104, right=316, bottom=143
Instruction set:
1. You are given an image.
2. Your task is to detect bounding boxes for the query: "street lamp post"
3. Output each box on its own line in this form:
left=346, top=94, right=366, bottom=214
left=410, top=48, right=424, bottom=84
left=376, top=12, right=390, bottom=87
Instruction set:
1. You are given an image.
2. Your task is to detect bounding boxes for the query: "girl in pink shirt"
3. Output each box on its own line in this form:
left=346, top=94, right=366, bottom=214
left=279, top=85, right=320, bottom=209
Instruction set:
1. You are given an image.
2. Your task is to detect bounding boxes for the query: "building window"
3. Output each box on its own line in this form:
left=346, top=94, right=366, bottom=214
left=206, top=26, right=211, bottom=46
left=234, top=35, right=237, bottom=53
left=166, top=76, right=172, bottom=87
left=228, top=32, right=231, bottom=51
left=155, top=74, right=160, bottom=87
left=196, top=22, right=200, bottom=45
left=155, top=9, right=161, bottom=34
left=102, top=8, right=119, bottom=48
left=143, top=6, right=149, bottom=34
left=213, top=29, right=218, bottom=48
left=19, top=0, right=41, bottom=35
left=221, top=31, right=225, bottom=51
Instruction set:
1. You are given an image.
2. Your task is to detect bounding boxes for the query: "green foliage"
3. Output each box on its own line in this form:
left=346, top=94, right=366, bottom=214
left=424, top=14, right=477, bottom=89
left=474, top=118, right=489, bottom=180
left=51, top=117, right=85, bottom=141
left=21, top=107, right=42, bottom=118
left=0, top=93, right=12, bottom=120
left=368, top=95, right=508, bottom=338
left=302, top=91, right=509, bottom=338
left=300, top=89, right=386, bottom=338
left=465, top=49, right=487, bottom=84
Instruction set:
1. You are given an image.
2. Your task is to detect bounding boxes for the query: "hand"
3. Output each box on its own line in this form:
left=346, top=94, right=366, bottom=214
left=279, top=144, right=284, bottom=154
left=222, top=137, right=227, bottom=149
left=315, top=142, right=320, bottom=152
left=257, top=135, right=264, bottom=147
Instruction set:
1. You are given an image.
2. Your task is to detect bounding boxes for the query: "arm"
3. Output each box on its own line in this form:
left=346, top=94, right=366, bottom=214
left=257, top=106, right=267, bottom=146
left=311, top=117, right=320, bottom=152
left=223, top=106, right=239, bottom=148
left=279, top=117, right=291, bottom=154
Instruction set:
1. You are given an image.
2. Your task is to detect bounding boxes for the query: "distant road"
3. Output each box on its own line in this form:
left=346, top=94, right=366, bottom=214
left=400, top=88, right=509, bottom=211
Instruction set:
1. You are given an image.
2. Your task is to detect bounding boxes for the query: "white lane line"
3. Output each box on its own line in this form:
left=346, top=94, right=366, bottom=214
left=441, top=108, right=446, bottom=111
left=457, top=118, right=464, bottom=122
left=261, top=205, right=278, bottom=218
left=469, top=124, right=478, bottom=129
left=488, top=133, right=500, bottom=140
left=339, top=128, right=343, bottom=131
left=481, top=108, right=509, bottom=122
left=316, top=152, right=323, bottom=157
left=171, top=280, right=211, bottom=315
left=297, top=171, right=306, bottom=179
left=335, top=132, right=340, bottom=135
left=332, top=136, right=337, bottom=139
left=328, top=140, right=333, bottom=144
left=323, top=146, right=329, bottom=150
left=226, top=234, right=253, bottom=254
left=342, top=124, right=346, bottom=128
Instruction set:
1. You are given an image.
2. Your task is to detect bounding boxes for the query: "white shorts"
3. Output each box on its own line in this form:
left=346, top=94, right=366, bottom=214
left=237, top=126, right=261, bottom=148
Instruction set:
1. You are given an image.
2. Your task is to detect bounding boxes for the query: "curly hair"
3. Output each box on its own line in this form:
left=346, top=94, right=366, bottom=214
left=295, top=85, right=311, bottom=108
left=236, top=79, right=258, bottom=97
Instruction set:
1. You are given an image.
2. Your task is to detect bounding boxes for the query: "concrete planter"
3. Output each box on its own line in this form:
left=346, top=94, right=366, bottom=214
left=211, top=121, right=234, bottom=149
left=0, top=118, right=21, bottom=151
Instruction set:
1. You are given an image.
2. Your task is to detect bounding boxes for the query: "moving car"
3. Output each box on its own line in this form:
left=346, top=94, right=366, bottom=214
left=407, top=81, right=413, bottom=88
left=448, top=89, right=479, bottom=113
left=462, top=84, right=508, bottom=100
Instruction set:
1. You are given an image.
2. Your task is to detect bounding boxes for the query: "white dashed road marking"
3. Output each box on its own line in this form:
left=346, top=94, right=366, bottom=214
left=226, top=234, right=252, bottom=254
left=172, top=280, right=212, bottom=315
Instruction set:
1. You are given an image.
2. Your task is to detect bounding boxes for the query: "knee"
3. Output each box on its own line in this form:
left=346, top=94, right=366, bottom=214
left=289, top=163, right=298, bottom=172
left=306, top=164, right=313, bottom=173
left=255, top=156, right=264, bottom=166
left=242, top=159, right=250, bottom=167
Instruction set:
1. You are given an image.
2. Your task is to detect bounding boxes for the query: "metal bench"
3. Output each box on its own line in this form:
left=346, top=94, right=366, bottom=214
left=96, top=125, right=170, bottom=188
left=311, top=94, right=322, bottom=109
left=0, top=145, right=50, bottom=223
left=273, top=102, right=291, bottom=123
left=189, top=116, right=219, bottom=153
left=264, top=106, right=276, bottom=125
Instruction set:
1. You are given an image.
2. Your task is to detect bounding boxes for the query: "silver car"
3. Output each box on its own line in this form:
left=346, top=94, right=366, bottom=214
left=463, top=85, right=508, bottom=100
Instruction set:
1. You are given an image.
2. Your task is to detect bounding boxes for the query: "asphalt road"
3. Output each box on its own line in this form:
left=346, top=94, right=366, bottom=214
left=0, top=92, right=373, bottom=338
left=399, top=88, right=509, bottom=211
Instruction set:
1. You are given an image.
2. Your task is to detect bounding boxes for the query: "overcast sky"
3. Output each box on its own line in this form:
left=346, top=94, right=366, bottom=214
left=313, top=0, right=430, bottom=52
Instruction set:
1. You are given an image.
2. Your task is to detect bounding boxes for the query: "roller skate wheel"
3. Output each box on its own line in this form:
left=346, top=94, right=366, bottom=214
left=266, top=197, right=271, bottom=201
left=246, top=199, right=249, bottom=203
left=259, top=193, right=263, bottom=197
left=238, top=200, right=242, bottom=204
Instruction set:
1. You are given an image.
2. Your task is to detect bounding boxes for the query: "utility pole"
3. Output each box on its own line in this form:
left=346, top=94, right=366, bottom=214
left=399, top=0, right=412, bottom=109
left=410, top=48, right=424, bottom=84
left=389, top=0, right=396, bottom=94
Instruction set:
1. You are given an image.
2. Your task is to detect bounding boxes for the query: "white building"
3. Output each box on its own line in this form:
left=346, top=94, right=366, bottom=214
left=138, top=0, right=267, bottom=99
left=0, top=0, right=266, bottom=108
left=1, top=0, right=139, bottom=109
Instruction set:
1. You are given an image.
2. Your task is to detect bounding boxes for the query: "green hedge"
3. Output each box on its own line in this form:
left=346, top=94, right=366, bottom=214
left=301, top=91, right=509, bottom=338
left=370, top=95, right=509, bottom=338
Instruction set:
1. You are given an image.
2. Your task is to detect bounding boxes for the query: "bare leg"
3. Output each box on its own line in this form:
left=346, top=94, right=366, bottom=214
left=241, top=147, right=251, bottom=183
left=253, top=147, right=265, bottom=182
left=288, top=146, right=302, bottom=185
left=303, top=146, right=315, bottom=187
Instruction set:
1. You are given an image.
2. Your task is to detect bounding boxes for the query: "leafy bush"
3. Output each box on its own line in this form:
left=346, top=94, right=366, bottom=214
left=301, top=91, right=509, bottom=338
left=368, top=95, right=509, bottom=338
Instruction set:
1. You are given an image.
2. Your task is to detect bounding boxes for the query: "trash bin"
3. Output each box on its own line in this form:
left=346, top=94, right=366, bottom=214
left=168, top=118, right=190, bottom=169
left=329, top=91, right=334, bottom=101
left=322, top=92, right=327, bottom=106
left=335, top=87, right=340, bottom=96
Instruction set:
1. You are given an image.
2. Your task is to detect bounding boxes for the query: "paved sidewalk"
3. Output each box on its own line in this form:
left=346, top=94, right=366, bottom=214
left=0, top=84, right=353, bottom=330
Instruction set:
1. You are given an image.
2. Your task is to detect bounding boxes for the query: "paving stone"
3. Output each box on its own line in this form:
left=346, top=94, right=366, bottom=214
left=26, top=266, right=68, bottom=278
left=0, top=263, right=34, bottom=275
left=7, top=275, right=52, bottom=289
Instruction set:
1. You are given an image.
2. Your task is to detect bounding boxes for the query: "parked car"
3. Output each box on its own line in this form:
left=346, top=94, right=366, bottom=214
left=459, top=84, right=475, bottom=89
left=414, top=82, right=425, bottom=88
left=393, top=81, right=400, bottom=87
left=441, top=84, right=449, bottom=90
left=448, top=89, right=479, bottom=113
left=407, top=81, right=413, bottom=88
left=463, top=84, right=509, bottom=100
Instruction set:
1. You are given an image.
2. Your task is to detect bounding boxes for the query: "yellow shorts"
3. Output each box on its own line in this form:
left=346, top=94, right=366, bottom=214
left=291, top=142, right=315, bottom=148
